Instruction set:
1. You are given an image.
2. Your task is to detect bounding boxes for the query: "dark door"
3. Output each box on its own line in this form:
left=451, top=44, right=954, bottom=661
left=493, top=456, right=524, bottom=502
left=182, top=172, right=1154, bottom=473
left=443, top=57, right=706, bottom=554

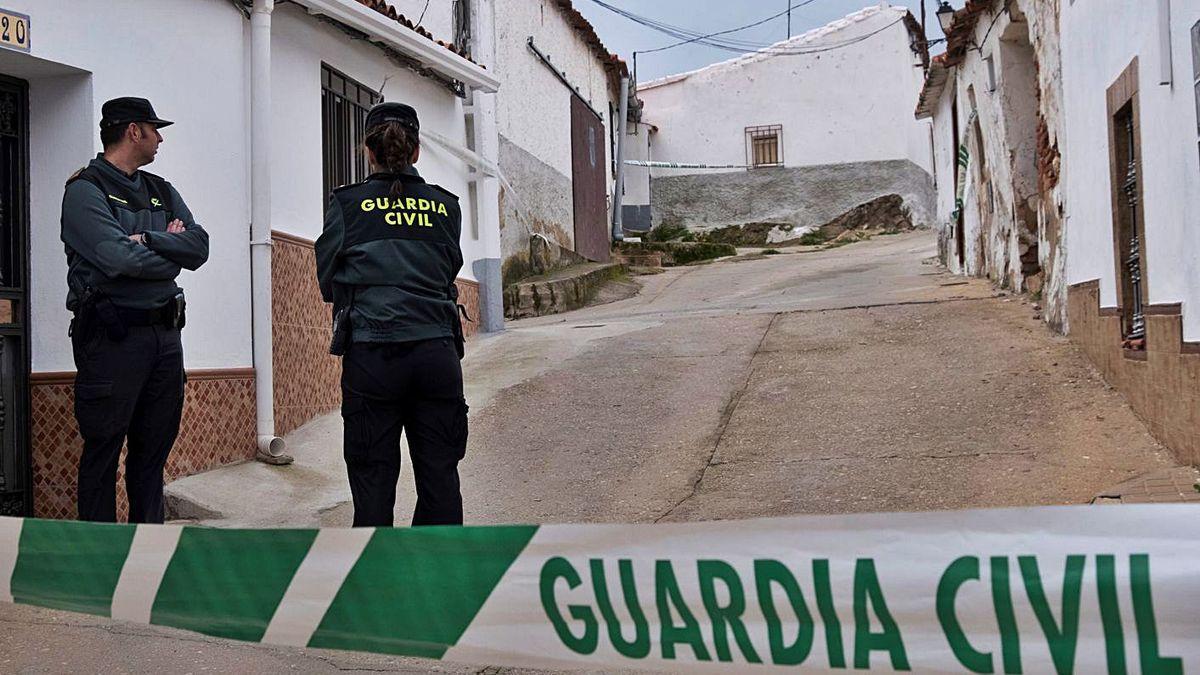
left=0, top=75, right=31, bottom=516
left=570, top=96, right=610, bottom=263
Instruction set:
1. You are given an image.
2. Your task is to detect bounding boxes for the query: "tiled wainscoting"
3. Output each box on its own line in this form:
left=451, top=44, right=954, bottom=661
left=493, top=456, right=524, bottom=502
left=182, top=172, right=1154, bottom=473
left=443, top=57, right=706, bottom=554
left=30, top=369, right=256, bottom=519
left=1068, top=280, right=1199, bottom=465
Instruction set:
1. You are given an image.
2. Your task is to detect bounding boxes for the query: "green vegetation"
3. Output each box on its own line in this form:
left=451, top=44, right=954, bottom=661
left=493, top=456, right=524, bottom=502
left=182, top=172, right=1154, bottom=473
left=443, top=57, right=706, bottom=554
left=646, top=222, right=688, bottom=242
left=798, top=230, right=829, bottom=246
left=616, top=241, right=737, bottom=266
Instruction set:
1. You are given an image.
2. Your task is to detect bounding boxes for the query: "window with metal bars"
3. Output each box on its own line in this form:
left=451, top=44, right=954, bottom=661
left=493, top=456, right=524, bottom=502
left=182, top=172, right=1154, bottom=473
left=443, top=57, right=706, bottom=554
left=1113, top=104, right=1146, bottom=347
left=745, top=125, right=783, bottom=168
left=321, top=65, right=381, bottom=197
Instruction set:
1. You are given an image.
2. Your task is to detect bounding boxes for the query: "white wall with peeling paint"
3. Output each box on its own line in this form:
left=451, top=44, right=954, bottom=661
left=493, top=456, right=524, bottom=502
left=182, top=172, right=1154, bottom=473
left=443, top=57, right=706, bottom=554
left=491, top=0, right=621, bottom=265
left=923, top=0, right=1068, bottom=330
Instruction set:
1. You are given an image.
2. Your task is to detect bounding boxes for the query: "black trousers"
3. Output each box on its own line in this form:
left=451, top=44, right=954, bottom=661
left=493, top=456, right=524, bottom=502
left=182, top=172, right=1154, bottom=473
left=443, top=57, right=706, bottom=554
left=341, top=338, right=468, bottom=527
left=72, top=323, right=185, bottom=523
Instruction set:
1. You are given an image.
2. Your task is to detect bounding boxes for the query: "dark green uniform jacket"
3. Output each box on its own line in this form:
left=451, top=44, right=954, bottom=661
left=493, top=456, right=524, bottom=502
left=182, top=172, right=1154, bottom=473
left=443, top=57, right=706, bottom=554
left=315, top=167, right=463, bottom=344
left=61, top=155, right=209, bottom=311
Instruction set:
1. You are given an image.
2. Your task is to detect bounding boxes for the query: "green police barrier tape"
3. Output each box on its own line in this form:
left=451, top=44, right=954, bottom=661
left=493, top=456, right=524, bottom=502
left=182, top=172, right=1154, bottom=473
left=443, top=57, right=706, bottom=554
left=1, top=505, right=1197, bottom=673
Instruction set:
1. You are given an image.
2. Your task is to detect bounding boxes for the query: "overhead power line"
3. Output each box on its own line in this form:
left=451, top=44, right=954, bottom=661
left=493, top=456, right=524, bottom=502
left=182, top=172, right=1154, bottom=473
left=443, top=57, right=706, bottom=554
left=587, top=0, right=816, bottom=52
left=585, top=0, right=901, bottom=58
left=633, top=0, right=823, bottom=55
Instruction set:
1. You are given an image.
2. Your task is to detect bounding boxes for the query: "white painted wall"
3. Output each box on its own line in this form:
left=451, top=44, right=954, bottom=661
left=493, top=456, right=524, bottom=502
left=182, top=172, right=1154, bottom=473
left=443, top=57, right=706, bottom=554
left=269, top=3, right=480, bottom=275
left=7, top=0, right=486, bottom=375
left=637, top=5, right=931, bottom=180
left=928, top=75, right=961, bottom=272
left=623, top=123, right=654, bottom=207
left=493, top=0, right=618, bottom=193
left=4, top=0, right=251, bottom=372
left=1062, top=0, right=1200, bottom=340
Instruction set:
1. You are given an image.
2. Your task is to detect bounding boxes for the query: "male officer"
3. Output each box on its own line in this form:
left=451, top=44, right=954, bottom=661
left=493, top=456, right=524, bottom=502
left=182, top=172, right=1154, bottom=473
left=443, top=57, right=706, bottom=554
left=61, top=97, right=209, bottom=523
left=316, top=102, right=469, bottom=527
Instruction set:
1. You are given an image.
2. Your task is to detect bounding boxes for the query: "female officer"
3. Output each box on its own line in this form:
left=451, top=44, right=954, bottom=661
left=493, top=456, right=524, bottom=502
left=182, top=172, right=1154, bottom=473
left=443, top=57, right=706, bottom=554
left=315, top=102, right=468, bottom=527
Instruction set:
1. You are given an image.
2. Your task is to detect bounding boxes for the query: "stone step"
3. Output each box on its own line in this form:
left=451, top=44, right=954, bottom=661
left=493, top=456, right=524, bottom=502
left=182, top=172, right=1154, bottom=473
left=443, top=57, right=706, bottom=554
left=612, top=250, right=664, bottom=268
left=503, top=262, right=626, bottom=320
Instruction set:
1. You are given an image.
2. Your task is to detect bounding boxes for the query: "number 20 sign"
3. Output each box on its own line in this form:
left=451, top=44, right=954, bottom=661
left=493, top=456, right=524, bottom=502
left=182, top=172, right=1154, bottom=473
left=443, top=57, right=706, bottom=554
left=0, top=8, right=29, bottom=53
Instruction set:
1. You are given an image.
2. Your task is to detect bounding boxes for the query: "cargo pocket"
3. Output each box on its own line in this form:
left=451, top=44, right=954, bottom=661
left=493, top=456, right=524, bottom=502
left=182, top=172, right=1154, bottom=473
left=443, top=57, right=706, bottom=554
left=341, top=396, right=371, bottom=462
left=73, top=381, right=115, bottom=438
left=451, top=398, right=469, bottom=460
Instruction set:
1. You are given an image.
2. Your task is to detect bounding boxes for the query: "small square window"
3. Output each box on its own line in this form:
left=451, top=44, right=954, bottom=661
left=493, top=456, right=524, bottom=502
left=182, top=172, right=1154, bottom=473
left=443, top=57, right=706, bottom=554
left=745, top=124, right=783, bottom=168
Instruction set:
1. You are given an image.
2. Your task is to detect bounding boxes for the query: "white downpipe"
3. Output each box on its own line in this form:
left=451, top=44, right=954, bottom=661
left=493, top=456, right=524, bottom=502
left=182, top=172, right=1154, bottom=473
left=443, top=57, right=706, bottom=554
left=251, top=0, right=285, bottom=459
left=611, top=75, right=630, bottom=242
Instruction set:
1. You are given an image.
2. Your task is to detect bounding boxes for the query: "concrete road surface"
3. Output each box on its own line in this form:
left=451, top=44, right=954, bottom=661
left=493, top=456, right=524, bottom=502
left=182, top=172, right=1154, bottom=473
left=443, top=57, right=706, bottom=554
left=1, top=231, right=1179, bottom=673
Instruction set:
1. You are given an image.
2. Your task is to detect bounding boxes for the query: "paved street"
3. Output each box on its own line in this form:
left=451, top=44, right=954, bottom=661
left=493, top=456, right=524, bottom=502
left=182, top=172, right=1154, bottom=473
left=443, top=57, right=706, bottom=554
left=1, top=231, right=1183, bottom=673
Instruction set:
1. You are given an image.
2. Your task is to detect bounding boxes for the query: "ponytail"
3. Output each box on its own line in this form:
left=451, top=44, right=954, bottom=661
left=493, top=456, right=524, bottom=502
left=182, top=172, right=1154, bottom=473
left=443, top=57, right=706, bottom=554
left=363, top=121, right=419, bottom=196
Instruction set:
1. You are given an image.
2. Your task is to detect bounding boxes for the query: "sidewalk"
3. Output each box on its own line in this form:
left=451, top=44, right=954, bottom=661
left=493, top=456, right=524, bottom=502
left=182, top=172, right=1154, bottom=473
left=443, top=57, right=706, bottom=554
left=164, top=317, right=658, bottom=528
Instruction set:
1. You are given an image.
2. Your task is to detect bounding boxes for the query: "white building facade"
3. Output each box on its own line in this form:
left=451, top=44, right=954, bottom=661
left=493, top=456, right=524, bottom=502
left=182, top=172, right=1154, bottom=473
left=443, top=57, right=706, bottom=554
left=1059, top=0, right=1200, bottom=466
left=629, top=3, right=934, bottom=235
left=0, top=0, right=501, bottom=518
left=491, top=0, right=629, bottom=284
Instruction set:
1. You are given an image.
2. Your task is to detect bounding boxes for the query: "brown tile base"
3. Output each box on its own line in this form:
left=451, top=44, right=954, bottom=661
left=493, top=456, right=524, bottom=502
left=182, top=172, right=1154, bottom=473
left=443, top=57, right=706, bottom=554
left=1093, top=466, right=1200, bottom=503
left=1068, top=280, right=1200, bottom=465
left=30, top=369, right=256, bottom=520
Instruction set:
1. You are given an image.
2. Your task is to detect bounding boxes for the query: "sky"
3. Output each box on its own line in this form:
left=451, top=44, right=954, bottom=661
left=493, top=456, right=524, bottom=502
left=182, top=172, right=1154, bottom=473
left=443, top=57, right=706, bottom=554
left=569, top=0, right=947, bottom=82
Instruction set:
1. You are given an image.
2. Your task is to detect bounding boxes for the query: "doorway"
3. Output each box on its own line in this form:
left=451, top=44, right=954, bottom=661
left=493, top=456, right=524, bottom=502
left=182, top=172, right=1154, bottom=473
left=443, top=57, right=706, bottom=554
left=570, top=96, right=610, bottom=263
left=0, top=73, right=31, bottom=516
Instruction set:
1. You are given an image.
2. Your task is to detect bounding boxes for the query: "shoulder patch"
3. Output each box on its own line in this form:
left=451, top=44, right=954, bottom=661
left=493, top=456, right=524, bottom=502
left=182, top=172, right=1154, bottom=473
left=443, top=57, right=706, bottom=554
left=64, top=166, right=88, bottom=187
left=428, top=183, right=460, bottom=202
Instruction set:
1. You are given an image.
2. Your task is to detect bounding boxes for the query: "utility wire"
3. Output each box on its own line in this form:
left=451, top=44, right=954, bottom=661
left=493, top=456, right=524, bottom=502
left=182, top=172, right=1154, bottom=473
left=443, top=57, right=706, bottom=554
left=586, top=0, right=902, bottom=58
left=588, top=0, right=812, bottom=51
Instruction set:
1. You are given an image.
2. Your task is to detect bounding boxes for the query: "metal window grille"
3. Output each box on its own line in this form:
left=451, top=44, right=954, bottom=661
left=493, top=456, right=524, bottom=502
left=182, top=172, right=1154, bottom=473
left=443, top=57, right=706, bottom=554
left=1114, top=105, right=1146, bottom=343
left=745, top=124, right=783, bottom=168
left=321, top=65, right=381, bottom=197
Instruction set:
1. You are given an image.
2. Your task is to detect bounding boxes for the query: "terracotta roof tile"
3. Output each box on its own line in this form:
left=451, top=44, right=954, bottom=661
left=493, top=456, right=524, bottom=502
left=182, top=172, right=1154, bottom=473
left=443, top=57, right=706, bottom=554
left=551, top=0, right=630, bottom=93
left=352, top=0, right=478, bottom=64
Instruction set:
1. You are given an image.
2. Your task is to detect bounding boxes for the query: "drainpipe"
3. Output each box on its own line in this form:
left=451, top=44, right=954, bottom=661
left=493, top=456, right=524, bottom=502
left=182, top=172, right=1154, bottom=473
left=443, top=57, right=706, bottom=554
left=611, top=75, right=630, bottom=243
left=250, top=0, right=286, bottom=461
left=469, top=0, right=505, bottom=333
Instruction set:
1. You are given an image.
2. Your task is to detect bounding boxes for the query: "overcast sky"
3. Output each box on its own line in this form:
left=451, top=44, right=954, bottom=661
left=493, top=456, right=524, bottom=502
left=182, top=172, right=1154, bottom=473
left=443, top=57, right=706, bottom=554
left=569, top=0, right=946, bottom=82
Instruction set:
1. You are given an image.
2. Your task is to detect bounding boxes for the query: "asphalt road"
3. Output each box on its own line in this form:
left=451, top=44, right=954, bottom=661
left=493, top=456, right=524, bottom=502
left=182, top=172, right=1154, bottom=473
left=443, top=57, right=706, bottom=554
left=1, top=231, right=1178, bottom=673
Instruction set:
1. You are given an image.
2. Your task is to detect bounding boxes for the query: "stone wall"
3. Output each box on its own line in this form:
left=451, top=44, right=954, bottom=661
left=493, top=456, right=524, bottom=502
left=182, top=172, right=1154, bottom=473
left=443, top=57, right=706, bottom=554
left=650, top=159, right=934, bottom=233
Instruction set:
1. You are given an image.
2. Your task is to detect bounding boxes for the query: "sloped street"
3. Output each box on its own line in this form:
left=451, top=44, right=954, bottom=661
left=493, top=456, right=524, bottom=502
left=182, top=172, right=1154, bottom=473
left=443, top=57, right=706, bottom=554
left=3, top=230, right=1187, bottom=673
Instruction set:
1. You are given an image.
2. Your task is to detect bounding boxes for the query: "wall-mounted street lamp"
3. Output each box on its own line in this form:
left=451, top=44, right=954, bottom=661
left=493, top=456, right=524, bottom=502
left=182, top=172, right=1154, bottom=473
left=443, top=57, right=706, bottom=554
left=936, top=1, right=956, bottom=35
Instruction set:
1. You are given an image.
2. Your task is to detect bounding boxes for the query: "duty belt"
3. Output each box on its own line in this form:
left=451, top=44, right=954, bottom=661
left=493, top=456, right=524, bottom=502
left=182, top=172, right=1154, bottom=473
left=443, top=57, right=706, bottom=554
left=115, top=295, right=186, bottom=328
